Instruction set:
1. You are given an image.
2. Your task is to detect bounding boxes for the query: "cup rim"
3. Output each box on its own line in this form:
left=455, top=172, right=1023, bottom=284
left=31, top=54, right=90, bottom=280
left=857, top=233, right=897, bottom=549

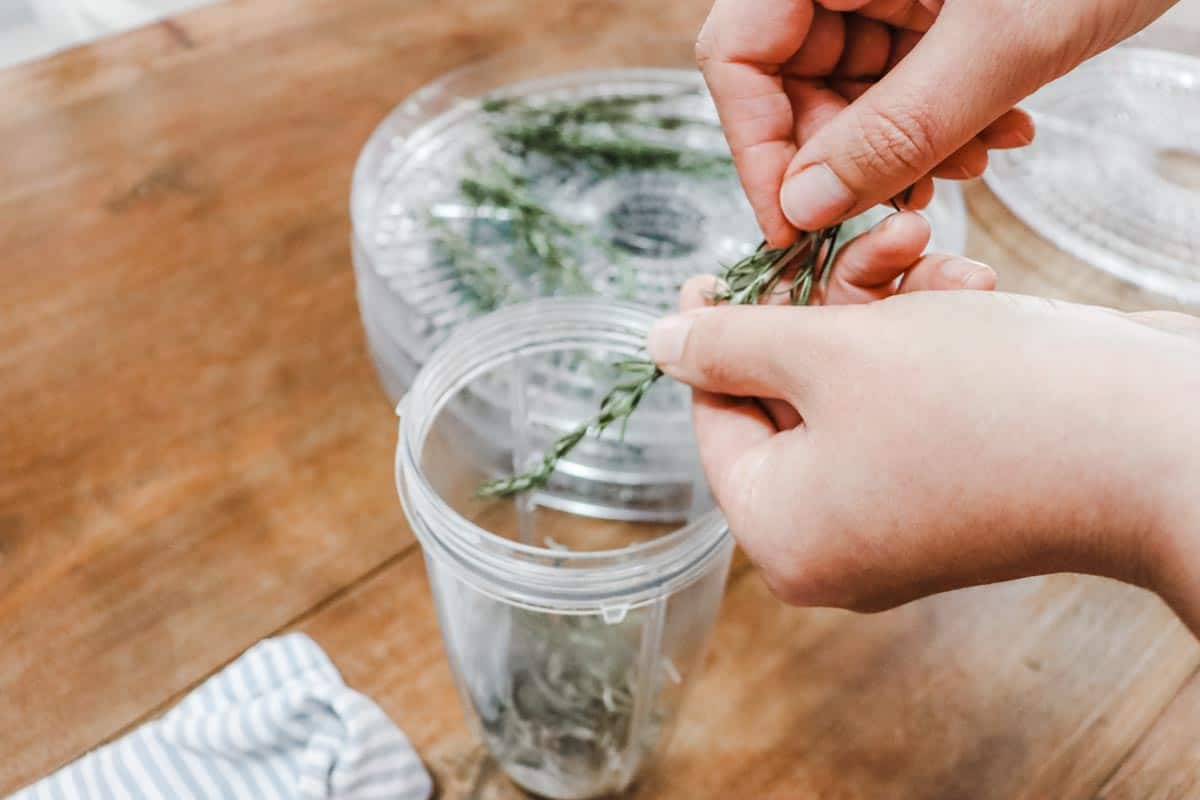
left=395, top=297, right=730, bottom=612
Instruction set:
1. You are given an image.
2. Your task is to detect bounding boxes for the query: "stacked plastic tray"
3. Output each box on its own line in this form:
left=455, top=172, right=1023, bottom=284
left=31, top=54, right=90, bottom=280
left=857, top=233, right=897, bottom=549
left=986, top=46, right=1200, bottom=303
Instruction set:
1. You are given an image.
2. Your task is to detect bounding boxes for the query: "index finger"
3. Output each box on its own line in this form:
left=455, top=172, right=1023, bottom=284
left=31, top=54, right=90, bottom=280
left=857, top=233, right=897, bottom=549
left=697, top=0, right=936, bottom=245
left=696, top=0, right=817, bottom=246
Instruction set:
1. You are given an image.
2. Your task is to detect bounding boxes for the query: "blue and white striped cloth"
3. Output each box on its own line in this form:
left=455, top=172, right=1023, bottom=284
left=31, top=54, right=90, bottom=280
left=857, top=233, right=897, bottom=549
left=13, top=634, right=433, bottom=800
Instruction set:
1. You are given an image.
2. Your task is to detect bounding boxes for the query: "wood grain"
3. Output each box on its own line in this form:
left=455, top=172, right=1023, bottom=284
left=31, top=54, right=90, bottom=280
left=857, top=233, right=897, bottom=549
left=1098, top=670, right=1200, bottom=799
left=2, top=0, right=1199, bottom=796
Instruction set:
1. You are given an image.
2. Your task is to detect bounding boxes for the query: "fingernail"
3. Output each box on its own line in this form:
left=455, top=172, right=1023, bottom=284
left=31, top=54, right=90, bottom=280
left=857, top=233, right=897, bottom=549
left=647, top=314, right=694, bottom=365
left=877, top=211, right=905, bottom=231
left=964, top=269, right=995, bottom=290
left=780, top=164, right=857, bottom=229
left=940, top=257, right=993, bottom=289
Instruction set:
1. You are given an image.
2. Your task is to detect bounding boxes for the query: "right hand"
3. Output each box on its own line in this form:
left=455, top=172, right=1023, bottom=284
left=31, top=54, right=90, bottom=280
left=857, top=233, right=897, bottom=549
left=696, top=0, right=1180, bottom=245
left=648, top=287, right=1200, bottom=631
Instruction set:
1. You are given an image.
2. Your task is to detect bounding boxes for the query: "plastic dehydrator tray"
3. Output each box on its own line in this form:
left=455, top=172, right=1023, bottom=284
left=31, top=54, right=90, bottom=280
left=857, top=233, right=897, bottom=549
left=986, top=46, right=1200, bottom=303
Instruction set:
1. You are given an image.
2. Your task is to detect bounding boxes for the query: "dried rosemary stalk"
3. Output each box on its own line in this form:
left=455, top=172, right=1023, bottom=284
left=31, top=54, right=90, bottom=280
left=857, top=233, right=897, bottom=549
left=485, top=92, right=733, bottom=177
left=426, top=215, right=515, bottom=312
left=477, top=228, right=841, bottom=498
left=475, top=608, right=672, bottom=796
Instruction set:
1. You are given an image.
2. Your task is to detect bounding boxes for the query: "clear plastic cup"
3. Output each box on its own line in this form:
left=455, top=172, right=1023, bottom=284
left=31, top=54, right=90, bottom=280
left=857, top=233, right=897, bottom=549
left=395, top=298, right=733, bottom=799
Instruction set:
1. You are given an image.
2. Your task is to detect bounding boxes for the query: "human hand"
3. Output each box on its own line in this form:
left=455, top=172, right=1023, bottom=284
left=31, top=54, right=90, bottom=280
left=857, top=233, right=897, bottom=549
left=757, top=208, right=996, bottom=429
left=799, top=209, right=996, bottom=305
left=696, top=0, right=1178, bottom=245
left=647, top=288, right=1200, bottom=630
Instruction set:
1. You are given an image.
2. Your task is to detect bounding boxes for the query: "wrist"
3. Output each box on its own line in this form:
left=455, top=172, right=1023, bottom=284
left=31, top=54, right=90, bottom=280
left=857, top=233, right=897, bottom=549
left=1139, top=366, right=1200, bottom=632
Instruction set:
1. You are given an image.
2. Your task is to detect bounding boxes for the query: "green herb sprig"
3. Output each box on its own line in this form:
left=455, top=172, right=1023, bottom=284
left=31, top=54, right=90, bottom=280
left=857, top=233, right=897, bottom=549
left=485, top=91, right=734, bottom=178
left=477, top=358, right=662, bottom=498
left=458, top=168, right=593, bottom=295
left=483, top=92, right=696, bottom=128
left=427, top=215, right=515, bottom=312
left=495, top=124, right=733, bottom=178
left=478, top=225, right=842, bottom=498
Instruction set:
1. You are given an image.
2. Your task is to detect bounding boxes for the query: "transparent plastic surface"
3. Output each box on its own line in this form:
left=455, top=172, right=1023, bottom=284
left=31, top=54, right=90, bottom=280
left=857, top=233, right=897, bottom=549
left=986, top=47, right=1200, bottom=303
left=396, top=299, right=733, bottom=799
left=425, top=549, right=728, bottom=799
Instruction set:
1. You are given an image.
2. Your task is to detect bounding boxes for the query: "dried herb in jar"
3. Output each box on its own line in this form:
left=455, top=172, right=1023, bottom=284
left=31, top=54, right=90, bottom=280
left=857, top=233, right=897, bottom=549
left=477, top=608, right=675, bottom=797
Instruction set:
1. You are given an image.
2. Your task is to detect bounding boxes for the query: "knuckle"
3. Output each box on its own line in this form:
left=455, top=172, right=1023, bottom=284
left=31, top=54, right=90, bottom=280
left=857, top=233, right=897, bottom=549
left=687, top=314, right=737, bottom=383
left=850, top=104, right=941, bottom=181
left=745, top=530, right=835, bottom=608
left=760, top=564, right=822, bottom=607
left=694, top=31, right=717, bottom=70
left=695, top=349, right=740, bottom=388
left=841, top=591, right=901, bottom=615
left=760, top=557, right=858, bottom=609
left=715, top=453, right=766, bottom=534
left=751, top=519, right=899, bottom=611
left=762, top=563, right=895, bottom=612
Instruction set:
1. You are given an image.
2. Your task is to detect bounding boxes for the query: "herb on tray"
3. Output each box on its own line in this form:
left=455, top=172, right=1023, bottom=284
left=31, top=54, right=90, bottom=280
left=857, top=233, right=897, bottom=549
left=430, top=91, right=731, bottom=311
left=485, top=92, right=732, bottom=177
left=427, top=215, right=516, bottom=312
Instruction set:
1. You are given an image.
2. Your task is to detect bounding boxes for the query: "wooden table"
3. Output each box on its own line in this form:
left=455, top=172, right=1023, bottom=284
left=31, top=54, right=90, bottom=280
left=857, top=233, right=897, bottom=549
left=3, top=1, right=1199, bottom=797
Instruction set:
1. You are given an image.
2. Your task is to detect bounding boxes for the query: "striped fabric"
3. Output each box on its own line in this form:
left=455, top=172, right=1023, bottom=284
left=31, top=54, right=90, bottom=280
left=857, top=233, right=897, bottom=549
left=13, top=634, right=433, bottom=800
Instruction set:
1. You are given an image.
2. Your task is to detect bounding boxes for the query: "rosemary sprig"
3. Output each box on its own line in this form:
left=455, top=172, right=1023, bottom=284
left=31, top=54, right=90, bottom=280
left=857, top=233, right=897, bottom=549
left=477, top=359, right=663, bottom=498
left=713, top=226, right=843, bottom=307
left=483, top=92, right=696, bottom=128
left=484, top=91, right=716, bottom=137
left=495, top=124, right=733, bottom=178
left=427, top=215, right=515, bottom=312
left=484, top=90, right=733, bottom=178
left=478, top=226, right=842, bottom=498
left=458, top=167, right=593, bottom=295
left=790, top=225, right=841, bottom=306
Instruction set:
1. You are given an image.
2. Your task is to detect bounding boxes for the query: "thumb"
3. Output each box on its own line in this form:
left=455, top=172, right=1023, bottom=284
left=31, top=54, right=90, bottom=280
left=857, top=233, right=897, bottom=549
left=646, top=303, right=840, bottom=400
left=779, top=9, right=1041, bottom=229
